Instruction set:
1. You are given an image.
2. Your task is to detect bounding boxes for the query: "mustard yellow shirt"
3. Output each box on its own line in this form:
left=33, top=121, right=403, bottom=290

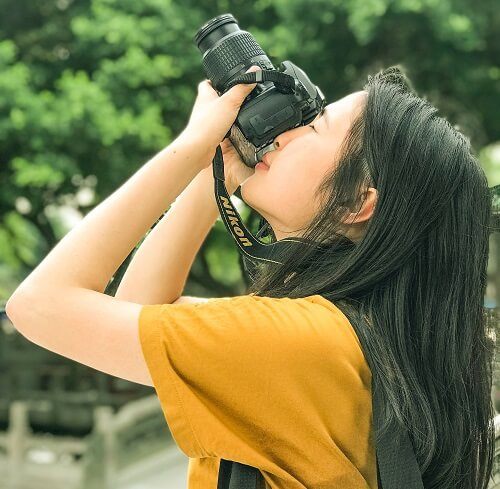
left=138, top=294, right=377, bottom=488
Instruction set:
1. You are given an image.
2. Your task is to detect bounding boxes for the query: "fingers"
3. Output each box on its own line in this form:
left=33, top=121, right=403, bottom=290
left=193, top=80, right=218, bottom=109
left=196, top=65, right=260, bottom=110
left=220, top=138, right=234, bottom=151
left=221, top=65, right=261, bottom=110
left=192, top=79, right=218, bottom=114
left=197, top=79, right=216, bottom=96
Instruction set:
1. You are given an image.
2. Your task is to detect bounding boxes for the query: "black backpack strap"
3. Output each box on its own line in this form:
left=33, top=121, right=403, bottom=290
left=217, top=459, right=264, bottom=489
left=344, top=301, right=424, bottom=488
left=217, top=459, right=233, bottom=489
left=373, top=377, right=424, bottom=488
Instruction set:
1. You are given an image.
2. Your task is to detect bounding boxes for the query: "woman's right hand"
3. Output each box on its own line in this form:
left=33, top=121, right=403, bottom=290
left=219, top=137, right=256, bottom=191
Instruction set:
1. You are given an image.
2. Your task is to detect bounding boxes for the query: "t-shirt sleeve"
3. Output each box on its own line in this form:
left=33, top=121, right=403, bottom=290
left=137, top=294, right=368, bottom=462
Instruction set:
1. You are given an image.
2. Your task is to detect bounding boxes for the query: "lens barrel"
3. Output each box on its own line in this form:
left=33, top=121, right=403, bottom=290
left=194, top=13, right=273, bottom=92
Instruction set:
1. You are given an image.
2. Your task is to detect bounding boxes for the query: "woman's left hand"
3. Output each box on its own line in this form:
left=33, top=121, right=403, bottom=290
left=181, top=65, right=261, bottom=164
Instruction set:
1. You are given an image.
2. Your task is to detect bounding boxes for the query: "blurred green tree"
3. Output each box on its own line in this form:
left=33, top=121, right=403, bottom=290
left=0, top=0, right=498, bottom=300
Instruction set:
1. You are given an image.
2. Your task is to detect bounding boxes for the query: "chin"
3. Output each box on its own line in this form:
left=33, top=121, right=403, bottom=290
left=239, top=178, right=255, bottom=203
left=240, top=184, right=269, bottom=219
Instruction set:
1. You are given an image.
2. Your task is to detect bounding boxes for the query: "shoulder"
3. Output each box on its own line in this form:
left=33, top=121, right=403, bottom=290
left=155, top=293, right=362, bottom=346
left=229, top=294, right=367, bottom=360
left=294, top=295, right=372, bottom=384
left=140, top=293, right=369, bottom=377
left=250, top=293, right=373, bottom=388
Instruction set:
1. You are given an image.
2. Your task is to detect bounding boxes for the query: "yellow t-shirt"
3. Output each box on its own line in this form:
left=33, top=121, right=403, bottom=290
left=138, top=293, right=377, bottom=489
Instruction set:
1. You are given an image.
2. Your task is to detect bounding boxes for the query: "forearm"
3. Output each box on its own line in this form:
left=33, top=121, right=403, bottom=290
left=115, top=167, right=238, bottom=304
left=8, top=132, right=216, bottom=297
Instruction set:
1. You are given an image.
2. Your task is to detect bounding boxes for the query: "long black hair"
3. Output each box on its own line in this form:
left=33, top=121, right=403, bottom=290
left=246, top=66, right=495, bottom=488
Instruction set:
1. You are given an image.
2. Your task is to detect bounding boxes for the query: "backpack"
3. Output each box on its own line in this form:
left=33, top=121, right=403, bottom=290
left=216, top=297, right=424, bottom=489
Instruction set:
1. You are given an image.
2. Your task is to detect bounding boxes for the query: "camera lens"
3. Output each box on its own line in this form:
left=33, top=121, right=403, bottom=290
left=194, top=13, right=274, bottom=93
left=194, top=14, right=239, bottom=53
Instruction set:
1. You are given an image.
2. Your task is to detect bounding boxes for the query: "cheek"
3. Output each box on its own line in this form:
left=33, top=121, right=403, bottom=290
left=277, top=145, right=332, bottom=195
left=249, top=164, right=323, bottom=223
left=273, top=165, right=317, bottom=202
left=240, top=142, right=332, bottom=220
left=275, top=148, right=334, bottom=213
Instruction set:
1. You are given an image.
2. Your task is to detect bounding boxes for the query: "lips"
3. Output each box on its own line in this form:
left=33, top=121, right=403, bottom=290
left=261, top=153, right=272, bottom=168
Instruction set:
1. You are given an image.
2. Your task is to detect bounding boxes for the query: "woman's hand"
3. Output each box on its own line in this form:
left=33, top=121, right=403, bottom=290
left=182, top=65, right=261, bottom=176
left=218, top=137, right=257, bottom=191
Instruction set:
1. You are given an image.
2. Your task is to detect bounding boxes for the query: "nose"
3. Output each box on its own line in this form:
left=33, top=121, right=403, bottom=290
left=257, top=139, right=280, bottom=162
left=273, top=123, right=310, bottom=150
left=257, top=123, right=310, bottom=163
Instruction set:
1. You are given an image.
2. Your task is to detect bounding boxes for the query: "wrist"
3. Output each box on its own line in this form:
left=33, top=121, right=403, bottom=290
left=176, top=128, right=218, bottom=166
left=199, top=166, right=238, bottom=195
left=175, top=130, right=239, bottom=195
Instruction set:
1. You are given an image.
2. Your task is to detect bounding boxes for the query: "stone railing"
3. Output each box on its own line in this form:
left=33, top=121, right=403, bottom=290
left=0, top=394, right=173, bottom=489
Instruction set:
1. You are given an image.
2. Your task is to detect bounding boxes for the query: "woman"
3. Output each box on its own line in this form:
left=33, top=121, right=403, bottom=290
left=5, top=65, right=494, bottom=489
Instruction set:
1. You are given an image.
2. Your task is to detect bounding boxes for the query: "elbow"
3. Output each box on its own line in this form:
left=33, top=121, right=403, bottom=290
left=5, top=285, right=25, bottom=316
left=5, top=291, right=28, bottom=329
left=5, top=285, right=39, bottom=335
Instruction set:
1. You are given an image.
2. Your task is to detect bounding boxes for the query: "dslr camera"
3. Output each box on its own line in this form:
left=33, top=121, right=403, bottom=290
left=194, top=13, right=326, bottom=168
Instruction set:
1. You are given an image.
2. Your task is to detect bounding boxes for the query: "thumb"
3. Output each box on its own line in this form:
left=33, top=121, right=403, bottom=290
left=221, top=65, right=261, bottom=109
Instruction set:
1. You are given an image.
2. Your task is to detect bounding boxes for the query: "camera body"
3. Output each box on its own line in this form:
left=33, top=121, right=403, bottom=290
left=194, top=13, right=326, bottom=167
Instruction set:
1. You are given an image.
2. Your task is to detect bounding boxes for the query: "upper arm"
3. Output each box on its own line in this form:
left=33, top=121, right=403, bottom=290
left=6, top=286, right=153, bottom=386
left=5, top=290, right=213, bottom=387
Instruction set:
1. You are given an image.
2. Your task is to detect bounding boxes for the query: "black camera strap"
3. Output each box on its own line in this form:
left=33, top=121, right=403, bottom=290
left=224, top=69, right=296, bottom=94
left=211, top=69, right=329, bottom=275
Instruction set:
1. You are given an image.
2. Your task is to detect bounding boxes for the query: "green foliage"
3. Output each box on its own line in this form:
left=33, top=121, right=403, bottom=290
left=480, top=144, right=500, bottom=187
left=0, top=0, right=498, bottom=298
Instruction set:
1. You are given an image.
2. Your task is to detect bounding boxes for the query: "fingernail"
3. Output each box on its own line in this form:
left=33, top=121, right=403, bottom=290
left=245, top=65, right=261, bottom=73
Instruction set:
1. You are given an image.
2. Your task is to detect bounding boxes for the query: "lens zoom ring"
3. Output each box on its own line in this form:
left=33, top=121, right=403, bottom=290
left=203, top=32, right=265, bottom=88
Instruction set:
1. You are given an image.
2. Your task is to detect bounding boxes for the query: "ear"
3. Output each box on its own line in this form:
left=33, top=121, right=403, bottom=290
left=343, top=187, right=377, bottom=224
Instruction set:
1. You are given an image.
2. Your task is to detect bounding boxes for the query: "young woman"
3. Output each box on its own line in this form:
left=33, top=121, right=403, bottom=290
left=6, top=65, right=494, bottom=489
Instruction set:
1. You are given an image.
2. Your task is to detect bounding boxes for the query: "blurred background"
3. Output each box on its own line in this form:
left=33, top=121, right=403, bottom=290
left=0, top=0, right=499, bottom=488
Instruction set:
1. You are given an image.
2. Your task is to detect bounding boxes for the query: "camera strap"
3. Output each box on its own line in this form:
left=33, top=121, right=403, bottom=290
left=210, top=68, right=329, bottom=272
left=224, top=69, right=296, bottom=94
